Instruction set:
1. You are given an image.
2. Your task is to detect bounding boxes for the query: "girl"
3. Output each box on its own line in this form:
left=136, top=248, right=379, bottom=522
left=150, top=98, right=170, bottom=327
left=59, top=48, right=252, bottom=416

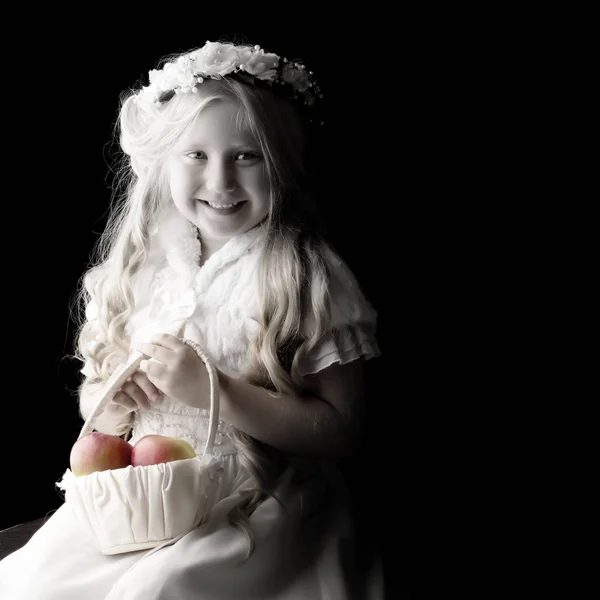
left=0, top=40, right=383, bottom=599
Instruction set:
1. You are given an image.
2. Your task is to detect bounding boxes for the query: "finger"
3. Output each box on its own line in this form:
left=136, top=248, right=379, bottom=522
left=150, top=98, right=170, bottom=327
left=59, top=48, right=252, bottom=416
left=139, top=358, right=167, bottom=382
left=131, top=370, right=163, bottom=403
left=120, top=380, right=150, bottom=409
left=149, top=333, right=186, bottom=351
left=111, top=391, right=136, bottom=412
left=137, top=342, right=175, bottom=365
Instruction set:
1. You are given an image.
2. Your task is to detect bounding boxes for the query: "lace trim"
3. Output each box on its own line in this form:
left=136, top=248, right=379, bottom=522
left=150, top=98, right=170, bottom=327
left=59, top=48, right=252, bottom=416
left=130, top=405, right=237, bottom=456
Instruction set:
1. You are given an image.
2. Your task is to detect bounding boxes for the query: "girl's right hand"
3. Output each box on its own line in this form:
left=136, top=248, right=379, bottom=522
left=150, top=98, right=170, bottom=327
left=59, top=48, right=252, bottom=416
left=111, top=371, right=163, bottom=412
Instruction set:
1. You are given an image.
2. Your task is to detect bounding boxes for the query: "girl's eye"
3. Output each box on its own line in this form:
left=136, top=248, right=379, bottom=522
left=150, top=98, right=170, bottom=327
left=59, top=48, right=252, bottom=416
left=185, top=151, right=260, bottom=161
left=236, top=151, right=260, bottom=161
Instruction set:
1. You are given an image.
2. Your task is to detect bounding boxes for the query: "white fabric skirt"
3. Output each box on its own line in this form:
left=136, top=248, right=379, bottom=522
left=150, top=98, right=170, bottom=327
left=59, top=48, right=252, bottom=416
left=0, top=460, right=383, bottom=599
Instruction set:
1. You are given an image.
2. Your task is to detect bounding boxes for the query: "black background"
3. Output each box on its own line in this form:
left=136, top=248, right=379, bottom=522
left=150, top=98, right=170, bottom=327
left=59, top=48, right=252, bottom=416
left=0, top=16, right=482, bottom=599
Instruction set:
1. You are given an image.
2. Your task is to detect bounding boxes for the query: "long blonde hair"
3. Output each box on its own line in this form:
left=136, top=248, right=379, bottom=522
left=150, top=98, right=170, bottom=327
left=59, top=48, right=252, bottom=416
left=72, top=70, right=333, bottom=556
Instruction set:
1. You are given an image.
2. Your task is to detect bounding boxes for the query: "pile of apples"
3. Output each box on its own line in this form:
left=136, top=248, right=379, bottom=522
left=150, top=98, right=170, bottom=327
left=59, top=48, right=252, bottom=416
left=69, top=432, right=196, bottom=476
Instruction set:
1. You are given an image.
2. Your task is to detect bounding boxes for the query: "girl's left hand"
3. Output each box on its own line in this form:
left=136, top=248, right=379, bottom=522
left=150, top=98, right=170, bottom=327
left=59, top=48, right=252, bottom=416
left=137, top=334, right=209, bottom=410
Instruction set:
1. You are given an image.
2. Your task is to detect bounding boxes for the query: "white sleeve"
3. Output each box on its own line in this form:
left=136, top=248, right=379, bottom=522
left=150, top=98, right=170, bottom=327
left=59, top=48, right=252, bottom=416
left=299, top=247, right=381, bottom=376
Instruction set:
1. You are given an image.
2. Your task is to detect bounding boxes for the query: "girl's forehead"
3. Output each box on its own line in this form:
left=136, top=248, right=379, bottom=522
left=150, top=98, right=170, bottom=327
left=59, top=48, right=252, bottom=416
left=178, top=103, right=258, bottom=146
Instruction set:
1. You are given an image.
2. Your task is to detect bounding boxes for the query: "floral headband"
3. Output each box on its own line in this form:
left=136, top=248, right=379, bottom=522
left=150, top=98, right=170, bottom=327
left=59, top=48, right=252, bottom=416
left=135, top=41, right=323, bottom=114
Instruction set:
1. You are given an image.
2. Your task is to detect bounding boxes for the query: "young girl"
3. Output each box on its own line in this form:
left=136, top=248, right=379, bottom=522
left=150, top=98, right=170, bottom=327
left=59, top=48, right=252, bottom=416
left=0, top=40, right=382, bottom=599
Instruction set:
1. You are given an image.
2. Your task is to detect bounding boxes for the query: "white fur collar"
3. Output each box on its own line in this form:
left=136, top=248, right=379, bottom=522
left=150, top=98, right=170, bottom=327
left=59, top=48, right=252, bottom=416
left=151, top=205, right=265, bottom=287
left=129, top=206, right=265, bottom=343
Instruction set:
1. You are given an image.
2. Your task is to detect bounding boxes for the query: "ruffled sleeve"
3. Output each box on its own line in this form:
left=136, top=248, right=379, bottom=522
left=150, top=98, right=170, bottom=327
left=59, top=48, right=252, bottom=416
left=299, top=246, right=381, bottom=376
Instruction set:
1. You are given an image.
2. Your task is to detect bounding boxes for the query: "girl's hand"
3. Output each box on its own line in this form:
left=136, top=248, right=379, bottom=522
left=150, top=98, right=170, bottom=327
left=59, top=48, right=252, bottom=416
left=111, top=371, right=163, bottom=412
left=136, top=334, right=209, bottom=410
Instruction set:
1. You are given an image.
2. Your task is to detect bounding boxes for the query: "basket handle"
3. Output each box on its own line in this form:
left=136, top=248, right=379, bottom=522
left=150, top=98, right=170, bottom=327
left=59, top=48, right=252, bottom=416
left=78, top=339, right=220, bottom=457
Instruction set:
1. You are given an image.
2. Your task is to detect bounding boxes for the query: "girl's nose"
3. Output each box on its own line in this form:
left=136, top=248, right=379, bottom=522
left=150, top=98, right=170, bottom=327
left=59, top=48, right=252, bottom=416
left=205, top=159, right=237, bottom=194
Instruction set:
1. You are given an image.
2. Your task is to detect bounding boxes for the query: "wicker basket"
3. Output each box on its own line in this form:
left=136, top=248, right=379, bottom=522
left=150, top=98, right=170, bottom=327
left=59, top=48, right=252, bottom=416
left=57, top=339, right=224, bottom=555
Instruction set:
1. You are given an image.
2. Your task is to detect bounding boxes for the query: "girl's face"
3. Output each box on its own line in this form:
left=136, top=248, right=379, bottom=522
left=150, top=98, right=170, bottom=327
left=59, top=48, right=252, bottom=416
left=165, top=100, right=270, bottom=254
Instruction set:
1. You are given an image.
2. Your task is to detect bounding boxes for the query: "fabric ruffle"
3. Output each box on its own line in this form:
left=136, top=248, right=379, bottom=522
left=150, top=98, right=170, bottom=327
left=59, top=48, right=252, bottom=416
left=56, top=454, right=225, bottom=555
left=300, top=323, right=381, bottom=376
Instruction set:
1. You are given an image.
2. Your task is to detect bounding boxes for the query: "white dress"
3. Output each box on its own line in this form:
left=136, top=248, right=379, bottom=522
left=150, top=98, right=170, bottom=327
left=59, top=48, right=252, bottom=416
left=0, top=208, right=383, bottom=600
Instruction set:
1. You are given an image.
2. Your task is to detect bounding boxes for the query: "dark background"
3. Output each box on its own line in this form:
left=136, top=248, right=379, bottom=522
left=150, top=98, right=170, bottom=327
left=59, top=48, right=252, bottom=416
left=1, top=18, right=480, bottom=599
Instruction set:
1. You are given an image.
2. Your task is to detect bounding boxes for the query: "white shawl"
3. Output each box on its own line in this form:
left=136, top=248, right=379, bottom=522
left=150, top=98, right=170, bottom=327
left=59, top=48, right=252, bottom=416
left=84, top=206, right=380, bottom=381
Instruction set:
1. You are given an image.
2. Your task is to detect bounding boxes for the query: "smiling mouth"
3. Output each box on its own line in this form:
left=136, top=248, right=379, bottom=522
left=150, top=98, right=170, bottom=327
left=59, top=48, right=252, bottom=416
left=200, top=200, right=246, bottom=210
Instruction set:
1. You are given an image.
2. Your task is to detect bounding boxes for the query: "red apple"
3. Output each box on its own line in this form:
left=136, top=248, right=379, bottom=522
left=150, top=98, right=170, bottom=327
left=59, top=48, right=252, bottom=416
left=131, top=435, right=196, bottom=467
left=70, top=432, right=133, bottom=476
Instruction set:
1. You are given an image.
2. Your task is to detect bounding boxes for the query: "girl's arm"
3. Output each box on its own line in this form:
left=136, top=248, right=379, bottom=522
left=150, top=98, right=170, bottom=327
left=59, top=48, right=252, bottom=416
left=219, top=360, right=366, bottom=461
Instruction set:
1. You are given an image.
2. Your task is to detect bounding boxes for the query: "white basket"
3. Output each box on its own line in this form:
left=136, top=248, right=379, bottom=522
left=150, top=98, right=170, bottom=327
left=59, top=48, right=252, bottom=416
left=57, top=339, right=224, bottom=555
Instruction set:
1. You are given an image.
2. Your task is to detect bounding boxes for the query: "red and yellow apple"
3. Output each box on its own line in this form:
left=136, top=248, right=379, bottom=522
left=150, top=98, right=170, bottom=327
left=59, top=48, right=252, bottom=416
left=70, top=432, right=133, bottom=476
left=131, top=434, right=196, bottom=467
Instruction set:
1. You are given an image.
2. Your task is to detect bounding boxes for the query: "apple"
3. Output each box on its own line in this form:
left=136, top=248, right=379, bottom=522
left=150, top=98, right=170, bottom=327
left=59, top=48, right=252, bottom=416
left=70, top=432, right=133, bottom=476
left=131, top=434, right=196, bottom=467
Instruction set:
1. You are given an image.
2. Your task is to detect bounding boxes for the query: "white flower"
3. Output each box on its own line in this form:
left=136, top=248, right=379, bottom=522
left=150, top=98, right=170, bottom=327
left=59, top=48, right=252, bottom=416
left=136, top=41, right=320, bottom=109
left=148, top=62, right=197, bottom=95
left=192, top=42, right=240, bottom=77
left=238, top=47, right=280, bottom=78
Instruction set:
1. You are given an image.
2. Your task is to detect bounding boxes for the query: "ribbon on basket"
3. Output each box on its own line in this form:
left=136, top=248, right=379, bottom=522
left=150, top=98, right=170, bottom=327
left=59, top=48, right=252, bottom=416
left=58, top=339, right=225, bottom=555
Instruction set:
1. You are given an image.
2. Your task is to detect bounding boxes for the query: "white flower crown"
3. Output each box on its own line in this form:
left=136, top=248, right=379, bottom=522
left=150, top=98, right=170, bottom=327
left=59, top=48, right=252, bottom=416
left=135, top=41, right=322, bottom=110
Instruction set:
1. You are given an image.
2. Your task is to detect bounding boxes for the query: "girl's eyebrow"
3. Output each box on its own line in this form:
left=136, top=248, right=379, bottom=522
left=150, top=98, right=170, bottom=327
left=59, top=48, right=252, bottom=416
left=230, top=141, right=260, bottom=149
left=182, top=141, right=260, bottom=151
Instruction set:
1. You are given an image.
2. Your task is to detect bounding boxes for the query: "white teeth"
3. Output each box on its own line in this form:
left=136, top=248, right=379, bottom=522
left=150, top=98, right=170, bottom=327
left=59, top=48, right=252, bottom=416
left=206, top=201, right=240, bottom=209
